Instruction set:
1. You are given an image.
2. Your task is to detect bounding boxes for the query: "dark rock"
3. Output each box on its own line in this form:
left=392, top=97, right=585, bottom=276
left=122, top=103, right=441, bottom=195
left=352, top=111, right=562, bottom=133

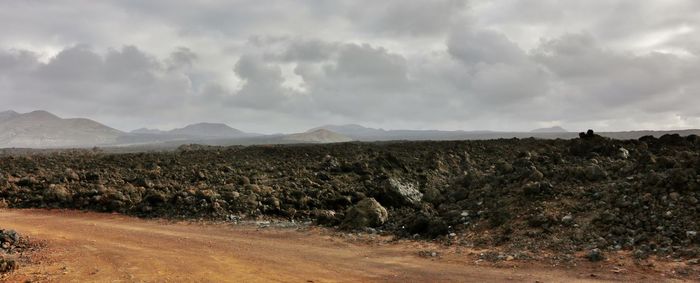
left=17, top=177, right=38, bottom=187
left=579, top=129, right=597, bottom=139
left=313, top=209, right=339, bottom=226
left=587, top=248, right=605, bottom=262
left=585, top=164, right=607, bottom=181
left=0, top=257, right=17, bottom=273
left=405, top=213, right=449, bottom=238
left=495, top=160, right=514, bottom=175
left=523, top=182, right=553, bottom=197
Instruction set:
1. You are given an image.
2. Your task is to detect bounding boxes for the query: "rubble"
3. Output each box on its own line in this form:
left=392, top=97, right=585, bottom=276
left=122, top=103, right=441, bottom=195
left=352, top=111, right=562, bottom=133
left=0, top=133, right=698, bottom=260
left=0, top=229, right=31, bottom=274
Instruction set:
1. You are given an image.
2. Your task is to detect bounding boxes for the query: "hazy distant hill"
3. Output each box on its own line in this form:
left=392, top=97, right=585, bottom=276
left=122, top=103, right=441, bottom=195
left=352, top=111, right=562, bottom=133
left=129, top=123, right=256, bottom=138
left=284, top=129, right=352, bottom=143
left=309, top=124, right=387, bottom=139
left=118, top=122, right=260, bottom=146
left=596, top=129, right=700, bottom=140
left=0, top=110, right=19, bottom=121
left=531, top=126, right=568, bottom=133
left=0, top=110, right=123, bottom=148
left=310, top=124, right=700, bottom=141
left=309, top=124, right=493, bottom=141
left=3, top=110, right=700, bottom=149
left=167, top=123, right=247, bottom=138
left=131, top=128, right=164, bottom=134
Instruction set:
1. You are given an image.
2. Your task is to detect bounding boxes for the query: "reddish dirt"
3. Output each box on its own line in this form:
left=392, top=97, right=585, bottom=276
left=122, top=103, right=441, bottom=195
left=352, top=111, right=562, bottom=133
left=0, top=209, right=689, bottom=282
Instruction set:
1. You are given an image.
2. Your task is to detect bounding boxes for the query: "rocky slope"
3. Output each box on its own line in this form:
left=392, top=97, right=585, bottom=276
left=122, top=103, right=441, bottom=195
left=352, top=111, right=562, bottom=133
left=0, top=131, right=698, bottom=263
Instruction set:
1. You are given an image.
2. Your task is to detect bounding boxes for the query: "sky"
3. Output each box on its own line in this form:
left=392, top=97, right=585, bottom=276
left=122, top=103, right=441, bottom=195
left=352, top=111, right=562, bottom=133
left=1, top=1, right=699, bottom=133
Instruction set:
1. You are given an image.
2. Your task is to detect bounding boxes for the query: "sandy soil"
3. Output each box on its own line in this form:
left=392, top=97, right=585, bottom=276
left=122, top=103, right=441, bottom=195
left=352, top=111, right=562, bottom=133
left=0, top=209, right=690, bottom=282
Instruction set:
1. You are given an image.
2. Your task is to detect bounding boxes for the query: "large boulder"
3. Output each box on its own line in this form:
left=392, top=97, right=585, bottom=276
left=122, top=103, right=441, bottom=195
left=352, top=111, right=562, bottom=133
left=341, top=198, right=388, bottom=229
left=0, top=229, right=19, bottom=252
left=42, top=184, right=72, bottom=203
left=377, top=178, right=423, bottom=207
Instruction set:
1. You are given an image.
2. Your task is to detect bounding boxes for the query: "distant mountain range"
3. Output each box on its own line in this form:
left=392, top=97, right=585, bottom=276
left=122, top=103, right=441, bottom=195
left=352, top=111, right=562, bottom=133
left=308, top=124, right=700, bottom=141
left=0, top=110, right=354, bottom=148
left=2, top=110, right=700, bottom=149
left=133, top=122, right=251, bottom=138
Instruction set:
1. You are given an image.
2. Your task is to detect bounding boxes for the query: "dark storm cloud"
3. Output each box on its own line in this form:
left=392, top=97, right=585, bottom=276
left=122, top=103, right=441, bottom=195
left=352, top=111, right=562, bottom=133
left=0, top=1, right=699, bottom=132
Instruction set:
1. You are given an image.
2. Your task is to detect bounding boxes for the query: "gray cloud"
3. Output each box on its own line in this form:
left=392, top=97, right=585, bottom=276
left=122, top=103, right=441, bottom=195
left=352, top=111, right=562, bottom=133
left=447, top=29, right=527, bottom=65
left=0, top=45, right=194, bottom=129
left=532, top=33, right=700, bottom=116
left=348, top=0, right=468, bottom=36
left=230, top=54, right=291, bottom=109
left=0, top=1, right=699, bottom=132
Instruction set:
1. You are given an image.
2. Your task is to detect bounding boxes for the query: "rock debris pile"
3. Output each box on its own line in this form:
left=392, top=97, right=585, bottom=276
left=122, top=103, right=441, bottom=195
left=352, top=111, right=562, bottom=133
left=0, top=229, right=30, bottom=273
left=0, top=131, right=699, bottom=261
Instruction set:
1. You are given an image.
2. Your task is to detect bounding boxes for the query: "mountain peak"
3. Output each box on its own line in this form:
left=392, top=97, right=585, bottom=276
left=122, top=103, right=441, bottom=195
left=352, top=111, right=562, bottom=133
left=179, top=122, right=241, bottom=132
left=25, top=110, right=60, bottom=120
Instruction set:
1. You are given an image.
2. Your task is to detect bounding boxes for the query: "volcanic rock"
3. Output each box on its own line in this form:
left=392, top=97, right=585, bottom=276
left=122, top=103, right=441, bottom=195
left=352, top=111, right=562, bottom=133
left=341, top=198, right=388, bottom=229
left=377, top=178, right=423, bottom=207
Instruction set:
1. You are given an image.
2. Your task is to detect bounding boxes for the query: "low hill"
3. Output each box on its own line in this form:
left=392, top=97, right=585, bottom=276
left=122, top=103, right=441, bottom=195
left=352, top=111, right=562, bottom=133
left=131, top=128, right=165, bottom=134
left=167, top=123, right=247, bottom=138
left=0, top=110, right=19, bottom=121
left=0, top=110, right=123, bottom=148
left=284, top=129, right=353, bottom=143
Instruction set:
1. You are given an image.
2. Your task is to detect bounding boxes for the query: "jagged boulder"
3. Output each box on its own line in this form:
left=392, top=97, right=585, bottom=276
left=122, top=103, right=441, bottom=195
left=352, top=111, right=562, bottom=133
left=0, top=229, right=19, bottom=252
left=341, top=198, right=388, bottom=229
left=42, top=184, right=72, bottom=203
left=377, top=178, right=423, bottom=207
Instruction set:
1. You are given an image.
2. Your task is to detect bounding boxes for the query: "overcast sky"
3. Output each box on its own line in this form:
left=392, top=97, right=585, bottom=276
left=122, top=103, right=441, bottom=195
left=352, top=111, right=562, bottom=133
left=1, top=1, right=699, bottom=133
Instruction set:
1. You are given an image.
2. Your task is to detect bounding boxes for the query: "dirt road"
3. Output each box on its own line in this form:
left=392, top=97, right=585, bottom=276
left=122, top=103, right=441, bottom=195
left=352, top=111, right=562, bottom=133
left=0, top=209, right=682, bottom=282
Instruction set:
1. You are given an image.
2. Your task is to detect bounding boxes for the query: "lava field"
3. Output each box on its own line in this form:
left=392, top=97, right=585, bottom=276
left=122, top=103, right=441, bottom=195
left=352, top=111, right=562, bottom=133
left=1, top=131, right=699, bottom=262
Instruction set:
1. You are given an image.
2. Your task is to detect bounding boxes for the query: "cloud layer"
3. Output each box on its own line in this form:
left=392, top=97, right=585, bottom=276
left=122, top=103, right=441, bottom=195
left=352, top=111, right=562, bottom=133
left=1, top=1, right=699, bottom=132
